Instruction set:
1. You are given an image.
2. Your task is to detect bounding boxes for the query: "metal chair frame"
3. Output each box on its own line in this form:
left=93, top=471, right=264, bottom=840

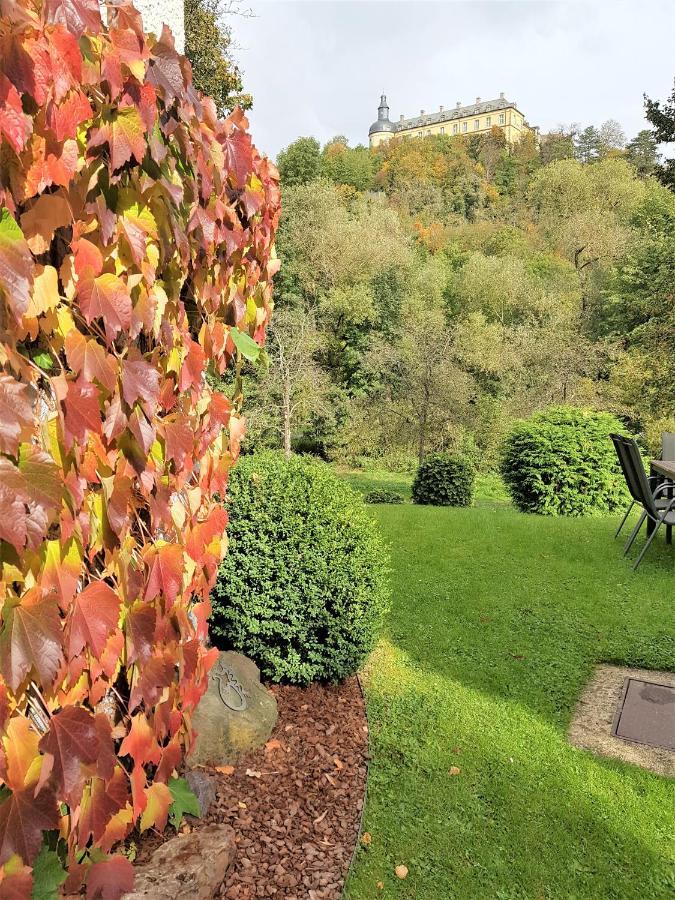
left=610, top=434, right=675, bottom=570
left=610, top=434, right=665, bottom=537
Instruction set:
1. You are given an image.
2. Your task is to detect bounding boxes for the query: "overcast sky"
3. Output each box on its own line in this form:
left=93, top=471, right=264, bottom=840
left=230, top=0, right=674, bottom=160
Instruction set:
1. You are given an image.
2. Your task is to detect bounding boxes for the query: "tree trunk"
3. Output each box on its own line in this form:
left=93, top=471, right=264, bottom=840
left=282, top=372, right=292, bottom=460
left=418, top=403, right=428, bottom=465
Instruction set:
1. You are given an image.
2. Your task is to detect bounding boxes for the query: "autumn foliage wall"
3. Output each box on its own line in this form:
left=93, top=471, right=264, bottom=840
left=0, top=0, right=280, bottom=893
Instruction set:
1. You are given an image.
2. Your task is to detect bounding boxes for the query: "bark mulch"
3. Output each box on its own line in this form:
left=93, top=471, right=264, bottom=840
left=210, top=677, right=368, bottom=899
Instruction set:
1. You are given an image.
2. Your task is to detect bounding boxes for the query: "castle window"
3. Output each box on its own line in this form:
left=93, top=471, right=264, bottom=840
left=462, top=122, right=468, bottom=133
left=440, top=127, right=444, bottom=135
left=474, top=119, right=479, bottom=130
left=499, top=113, right=505, bottom=125
left=486, top=116, right=491, bottom=126
left=453, top=123, right=458, bottom=134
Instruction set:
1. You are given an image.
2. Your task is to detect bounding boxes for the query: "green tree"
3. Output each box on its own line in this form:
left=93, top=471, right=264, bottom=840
left=540, top=127, right=576, bottom=165
left=184, top=0, right=252, bottom=115
left=575, top=125, right=601, bottom=163
left=626, top=130, right=661, bottom=177
left=321, top=137, right=377, bottom=191
left=276, top=136, right=322, bottom=186
left=528, top=158, right=644, bottom=310
left=363, top=260, right=474, bottom=463
left=602, top=181, right=675, bottom=419
left=644, top=78, right=675, bottom=189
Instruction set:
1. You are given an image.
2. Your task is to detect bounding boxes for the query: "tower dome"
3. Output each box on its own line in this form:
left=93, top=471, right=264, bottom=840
left=369, top=94, right=396, bottom=144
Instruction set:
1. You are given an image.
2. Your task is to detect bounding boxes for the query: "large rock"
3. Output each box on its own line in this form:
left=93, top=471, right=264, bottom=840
left=188, top=651, right=278, bottom=766
left=185, top=769, right=217, bottom=817
left=123, top=824, right=235, bottom=899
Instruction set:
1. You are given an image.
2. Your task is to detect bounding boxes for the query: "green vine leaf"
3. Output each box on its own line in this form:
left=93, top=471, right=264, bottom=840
left=168, top=777, right=201, bottom=829
left=230, top=327, right=261, bottom=363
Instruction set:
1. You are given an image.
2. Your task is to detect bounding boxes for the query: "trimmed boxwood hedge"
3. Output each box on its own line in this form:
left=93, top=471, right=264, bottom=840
left=500, top=406, right=630, bottom=516
left=210, top=453, right=390, bottom=684
left=364, top=489, right=405, bottom=504
left=412, top=453, right=475, bottom=507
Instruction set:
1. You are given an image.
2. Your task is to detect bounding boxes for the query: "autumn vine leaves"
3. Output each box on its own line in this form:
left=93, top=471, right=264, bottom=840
left=0, top=0, right=280, bottom=893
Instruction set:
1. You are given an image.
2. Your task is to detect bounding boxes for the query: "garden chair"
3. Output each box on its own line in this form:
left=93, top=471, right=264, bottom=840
left=610, top=434, right=675, bottom=569
left=662, top=432, right=675, bottom=461
left=610, top=434, right=664, bottom=538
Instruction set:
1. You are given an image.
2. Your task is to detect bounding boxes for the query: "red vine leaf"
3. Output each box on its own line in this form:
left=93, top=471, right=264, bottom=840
left=118, top=714, right=161, bottom=768
left=0, top=786, right=58, bottom=866
left=46, top=88, right=92, bottom=141
left=78, top=273, right=133, bottom=344
left=0, top=591, right=63, bottom=691
left=79, top=768, right=129, bottom=845
left=67, top=582, right=121, bottom=659
left=65, top=330, right=118, bottom=392
left=0, top=209, right=34, bottom=323
left=85, top=855, right=134, bottom=900
left=121, top=355, right=160, bottom=411
left=62, top=376, right=102, bottom=448
left=0, top=375, right=33, bottom=456
left=38, top=705, right=99, bottom=798
left=143, top=543, right=183, bottom=606
left=125, top=602, right=156, bottom=665
left=44, top=0, right=102, bottom=37
left=0, top=73, right=31, bottom=154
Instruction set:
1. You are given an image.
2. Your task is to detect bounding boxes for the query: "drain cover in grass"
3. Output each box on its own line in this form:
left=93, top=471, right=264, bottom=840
left=612, top=678, right=675, bottom=751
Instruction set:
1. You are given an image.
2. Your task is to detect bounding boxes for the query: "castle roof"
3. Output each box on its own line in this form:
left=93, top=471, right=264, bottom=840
left=395, top=96, right=520, bottom=132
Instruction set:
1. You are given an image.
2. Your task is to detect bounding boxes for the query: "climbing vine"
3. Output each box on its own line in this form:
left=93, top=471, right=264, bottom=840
left=0, top=0, right=279, bottom=893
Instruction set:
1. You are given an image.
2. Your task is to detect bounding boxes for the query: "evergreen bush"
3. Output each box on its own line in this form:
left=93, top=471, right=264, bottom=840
left=412, top=454, right=475, bottom=506
left=364, top=489, right=405, bottom=504
left=500, top=407, right=630, bottom=516
left=210, top=453, right=390, bottom=684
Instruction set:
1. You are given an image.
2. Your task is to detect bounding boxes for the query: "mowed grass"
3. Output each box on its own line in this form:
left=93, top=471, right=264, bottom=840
left=341, top=470, right=675, bottom=900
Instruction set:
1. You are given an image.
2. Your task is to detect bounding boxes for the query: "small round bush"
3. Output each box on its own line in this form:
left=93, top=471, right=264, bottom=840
left=364, top=489, right=405, bottom=504
left=210, top=453, right=390, bottom=684
left=412, top=453, right=475, bottom=506
left=500, top=406, right=630, bottom=516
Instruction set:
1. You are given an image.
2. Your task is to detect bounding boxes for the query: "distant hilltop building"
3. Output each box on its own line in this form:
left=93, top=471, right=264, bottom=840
left=369, top=93, right=537, bottom=148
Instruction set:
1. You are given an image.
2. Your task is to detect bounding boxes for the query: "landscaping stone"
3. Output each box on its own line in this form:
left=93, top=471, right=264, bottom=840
left=188, top=651, right=278, bottom=766
left=185, top=769, right=217, bottom=817
left=123, top=824, right=235, bottom=899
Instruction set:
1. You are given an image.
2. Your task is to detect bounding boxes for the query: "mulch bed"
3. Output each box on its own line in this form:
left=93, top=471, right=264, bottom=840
left=134, top=678, right=369, bottom=896
left=214, top=677, right=368, bottom=898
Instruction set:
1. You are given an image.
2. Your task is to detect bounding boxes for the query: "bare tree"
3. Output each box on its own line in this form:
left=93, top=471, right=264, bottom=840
left=250, top=306, right=331, bottom=458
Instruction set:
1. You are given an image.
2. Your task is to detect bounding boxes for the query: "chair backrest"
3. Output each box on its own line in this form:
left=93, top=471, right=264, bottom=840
left=611, top=434, right=642, bottom=504
left=662, top=432, right=675, bottom=461
left=611, top=434, right=657, bottom=516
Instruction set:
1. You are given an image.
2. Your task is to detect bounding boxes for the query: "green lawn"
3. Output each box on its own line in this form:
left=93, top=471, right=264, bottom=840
left=341, top=470, right=675, bottom=900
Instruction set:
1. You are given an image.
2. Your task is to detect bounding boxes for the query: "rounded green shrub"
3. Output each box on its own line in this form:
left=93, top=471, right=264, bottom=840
left=412, top=453, right=475, bottom=506
left=500, top=406, right=630, bottom=516
left=364, top=489, right=405, bottom=504
left=210, top=453, right=390, bottom=684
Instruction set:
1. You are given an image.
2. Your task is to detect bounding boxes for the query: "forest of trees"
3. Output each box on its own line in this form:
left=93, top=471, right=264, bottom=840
left=239, top=98, right=675, bottom=470
left=182, top=9, right=675, bottom=470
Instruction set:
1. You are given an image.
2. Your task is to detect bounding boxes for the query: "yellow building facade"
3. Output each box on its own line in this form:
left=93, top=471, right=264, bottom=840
left=369, top=94, right=536, bottom=148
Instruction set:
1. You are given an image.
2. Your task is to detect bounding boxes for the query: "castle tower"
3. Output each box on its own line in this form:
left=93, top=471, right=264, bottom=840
left=369, top=94, right=396, bottom=148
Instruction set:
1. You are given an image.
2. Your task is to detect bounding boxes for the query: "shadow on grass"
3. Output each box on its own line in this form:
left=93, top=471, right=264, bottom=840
left=345, top=641, right=675, bottom=900
left=374, top=503, right=674, bottom=731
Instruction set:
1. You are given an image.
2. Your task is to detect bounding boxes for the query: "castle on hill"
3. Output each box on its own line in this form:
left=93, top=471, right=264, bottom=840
left=369, top=93, right=537, bottom=147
